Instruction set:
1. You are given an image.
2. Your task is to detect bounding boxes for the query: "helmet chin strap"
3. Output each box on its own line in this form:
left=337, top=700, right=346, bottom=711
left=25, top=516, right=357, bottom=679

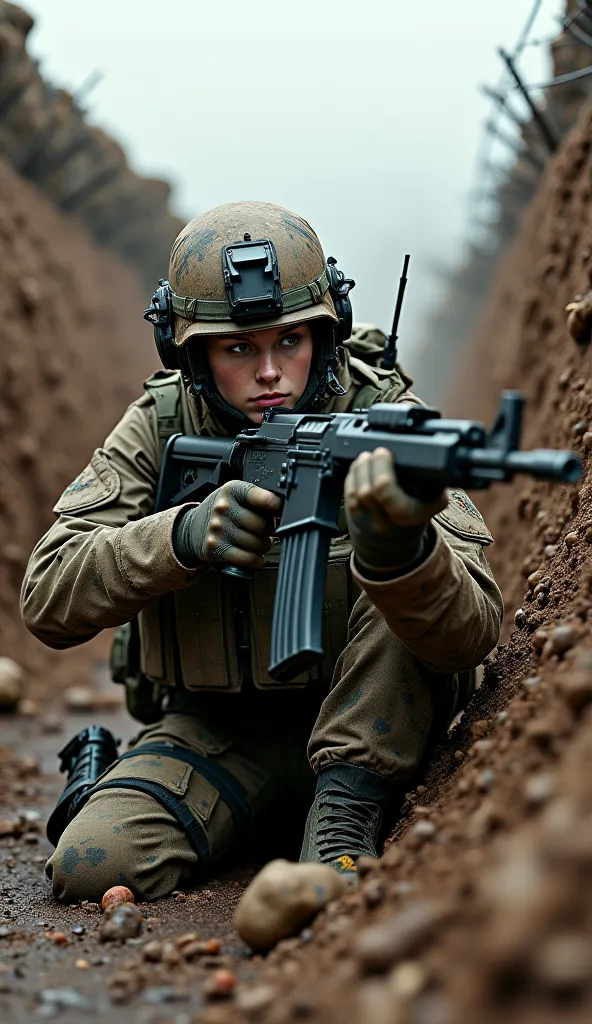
left=185, top=324, right=345, bottom=436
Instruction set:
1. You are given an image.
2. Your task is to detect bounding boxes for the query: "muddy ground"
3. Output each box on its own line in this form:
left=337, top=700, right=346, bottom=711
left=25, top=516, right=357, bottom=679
left=3, top=72, right=592, bottom=1024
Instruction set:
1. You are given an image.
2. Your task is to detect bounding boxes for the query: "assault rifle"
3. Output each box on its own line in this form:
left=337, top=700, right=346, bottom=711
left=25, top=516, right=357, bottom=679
left=155, top=392, right=580, bottom=683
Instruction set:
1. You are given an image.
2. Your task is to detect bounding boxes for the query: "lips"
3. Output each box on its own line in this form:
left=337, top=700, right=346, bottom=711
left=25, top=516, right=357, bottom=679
left=250, top=393, right=290, bottom=408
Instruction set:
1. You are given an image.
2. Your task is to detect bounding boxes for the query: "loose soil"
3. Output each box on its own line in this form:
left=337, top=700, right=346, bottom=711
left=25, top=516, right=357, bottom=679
left=4, top=87, right=592, bottom=1024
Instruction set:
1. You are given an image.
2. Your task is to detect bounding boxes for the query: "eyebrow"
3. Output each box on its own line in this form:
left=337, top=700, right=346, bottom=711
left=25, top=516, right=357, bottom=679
left=222, top=323, right=305, bottom=342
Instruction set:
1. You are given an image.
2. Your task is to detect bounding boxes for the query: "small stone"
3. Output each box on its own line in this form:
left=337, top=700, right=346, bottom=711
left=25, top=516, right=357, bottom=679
left=532, top=933, right=592, bottom=994
left=453, top=750, right=464, bottom=761
left=102, top=885, right=135, bottom=910
left=236, top=984, right=276, bottom=1015
left=565, top=532, right=579, bottom=548
left=356, top=902, right=446, bottom=973
left=573, top=421, right=588, bottom=437
left=71, top=925, right=86, bottom=936
left=144, top=985, right=189, bottom=1004
left=523, top=676, right=541, bottom=690
left=524, top=773, right=556, bottom=808
left=180, top=938, right=221, bottom=959
left=0, top=818, right=22, bottom=838
left=544, top=545, right=557, bottom=559
left=559, top=651, right=592, bottom=713
left=514, top=608, right=527, bottom=628
left=362, top=878, right=385, bottom=909
left=300, top=928, right=313, bottom=944
left=41, top=714, right=63, bottom=734
left=203, top=968, right=237, bottom=999
left=583, top=432, right=592, bottom=450
left=142, top=939, right=163, bottom=962
left=546, top=624, right=579, bottom=658
left=175, top=892, right=187, bottom=902
left=0, top=657, right=23, bottom=711
left=389, top=959, right=428, bottom=1000
left=476, top=769, right=496, bottom=792
left=39, top=988, right=94, bottom=1012
left=412, top=820, right=437, bottom=842
left=527, top=570, right=545, bottom=591
left=45, top=931, right=68, bottom=945
left=471, top=720, right=489, bottom=740
left=64, top=686, right=96, bottom=711
left=17, top=698, right=38, bottom=717
left=75, top=958, right=90, bottom=969
left=532, top=630, right=548, bottom=654
left=497, top=711, right=509, bottom=725
left=99, top=902, right=143, bottom=942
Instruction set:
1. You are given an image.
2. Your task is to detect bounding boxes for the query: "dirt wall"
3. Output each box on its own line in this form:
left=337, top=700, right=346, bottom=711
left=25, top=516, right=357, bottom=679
left=210, top=101, right=592, bottom=1024
left=0, top=157, right=158, bottom=696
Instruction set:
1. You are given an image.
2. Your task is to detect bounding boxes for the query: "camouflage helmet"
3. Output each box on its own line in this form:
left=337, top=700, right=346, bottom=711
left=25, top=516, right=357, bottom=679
left=168, top=200, right=339, bottom=345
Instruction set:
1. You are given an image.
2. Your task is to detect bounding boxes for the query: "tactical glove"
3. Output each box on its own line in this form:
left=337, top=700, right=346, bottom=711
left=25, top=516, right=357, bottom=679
left=173, top=480, right=282, bottom=573
left=344, top=447, right=447, bottom=576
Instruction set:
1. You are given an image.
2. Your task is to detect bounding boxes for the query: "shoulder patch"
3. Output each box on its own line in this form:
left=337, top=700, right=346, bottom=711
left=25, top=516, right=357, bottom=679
left=434, top=490, right=493, bottom=546
left=54, top=449, right=121, bottom=516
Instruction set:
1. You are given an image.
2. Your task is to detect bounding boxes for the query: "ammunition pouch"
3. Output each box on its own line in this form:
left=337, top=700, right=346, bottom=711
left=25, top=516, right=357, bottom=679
left=110, top=619, right=166, bottom=724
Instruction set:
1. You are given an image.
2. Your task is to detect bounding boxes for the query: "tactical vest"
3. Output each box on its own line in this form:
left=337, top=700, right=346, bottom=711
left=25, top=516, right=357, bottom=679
left=111, top=345, right=412, bottom=715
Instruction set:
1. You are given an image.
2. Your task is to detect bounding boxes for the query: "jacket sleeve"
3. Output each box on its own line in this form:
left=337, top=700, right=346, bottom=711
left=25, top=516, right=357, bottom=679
left=350, top=492, right=503, bottom=674
left=21, top=394, right=204, bottom=650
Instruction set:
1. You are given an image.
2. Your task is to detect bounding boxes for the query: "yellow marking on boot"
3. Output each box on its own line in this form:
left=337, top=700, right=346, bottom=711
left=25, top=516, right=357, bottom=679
left=335, top=855, right=357, bottom=873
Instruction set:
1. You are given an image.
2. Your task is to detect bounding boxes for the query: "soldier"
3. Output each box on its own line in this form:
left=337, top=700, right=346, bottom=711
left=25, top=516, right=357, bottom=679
left=21, top=201, right=502, bottom=915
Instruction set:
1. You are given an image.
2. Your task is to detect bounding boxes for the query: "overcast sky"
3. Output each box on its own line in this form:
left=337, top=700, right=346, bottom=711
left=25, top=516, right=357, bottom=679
left=23, top=0, right=562, bottom=368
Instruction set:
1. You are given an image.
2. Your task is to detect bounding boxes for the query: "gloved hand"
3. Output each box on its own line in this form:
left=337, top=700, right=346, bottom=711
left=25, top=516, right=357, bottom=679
left=173, top=481, right=283, bottom=573
left=344, top=447, right=447, bottom=575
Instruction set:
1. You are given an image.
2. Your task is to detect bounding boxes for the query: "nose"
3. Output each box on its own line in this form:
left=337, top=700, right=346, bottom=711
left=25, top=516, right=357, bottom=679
left=256, top=351, right=281, bottom=383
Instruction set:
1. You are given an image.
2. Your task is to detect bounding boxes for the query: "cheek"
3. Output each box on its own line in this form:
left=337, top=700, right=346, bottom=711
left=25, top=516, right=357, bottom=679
left=210, top=358, right=249, bottom=405
left=291, top=344, right=313, bottom=389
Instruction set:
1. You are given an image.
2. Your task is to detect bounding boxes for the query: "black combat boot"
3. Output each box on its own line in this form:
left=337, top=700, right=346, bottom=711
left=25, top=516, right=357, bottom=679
left=46, top=726, right=120, bottom=847
left=299, top=762, right=404, bottom=880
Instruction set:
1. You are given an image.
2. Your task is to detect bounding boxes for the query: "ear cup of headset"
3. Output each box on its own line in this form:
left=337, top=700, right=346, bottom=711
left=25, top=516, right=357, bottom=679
left=143, top=279, right=180, bottom=370
left=326, top=258, right=354, bottom=344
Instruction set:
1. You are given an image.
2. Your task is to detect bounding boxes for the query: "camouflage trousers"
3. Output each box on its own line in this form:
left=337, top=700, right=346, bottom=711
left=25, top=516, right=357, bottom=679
left=46, top=594, right=473, bottom=903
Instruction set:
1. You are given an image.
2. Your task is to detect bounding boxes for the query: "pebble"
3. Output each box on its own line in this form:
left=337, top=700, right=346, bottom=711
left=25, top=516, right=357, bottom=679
left=144, top=985, right=189, bottom=1004
left=0, top=818, right=22, bottom=838
left=0, top=657, right=23, bottom=711
left=532, top=933, right=592, bottom=994
left=17, top=698, right=38, bottom=717
left=476, top=769, right=496, bottom=792
left=514, top=608, right=527, bottom=628
left=559, top=651, right=592, bottom=713
left=523, top=676, right=541, bottom=690
left=583, top=432, right=592, bottom=450
left=524, top=773, right=556, bottom=808
left=471, top=720, right=490, bottom=740
left=101, top=885, right=135, bottom=910
left=203, top=968, right=237, bottom=999
left=41, top=714, right=63, bottom=734
left=362, top=878, right=385, bottom=909
left=71, top=925, right=86, bottom=936
left=411, top=820, right=437, bottom=842
left=45, top=931, right=68, bottom=945
left=99, top=902, right=143, bottom=942
left=389, top=959, right=428, bottom=1000
left=544, top=545, right=557, bottom=559
left=356, top=901, right=446, bottom=973
left=565, top=531, right=579, bottom=547
left=236, top=984, right=276, bottom=1015
left=532, top=630, right=548, bottom=654
left=142, top=939, right=163, bottom=962
left=75, top=959, right=90, bottom=970
left=527, top=570, right=545, bottom=591
left=544, top=624, right=579, bottom=658
left=39, top=988, right=95, bottom=1012
left=572, top=420, right=588, bottom=437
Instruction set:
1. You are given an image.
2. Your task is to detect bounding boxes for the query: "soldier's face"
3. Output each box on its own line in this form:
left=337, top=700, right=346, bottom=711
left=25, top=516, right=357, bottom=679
left=205, top=322, right=314, bottom=423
